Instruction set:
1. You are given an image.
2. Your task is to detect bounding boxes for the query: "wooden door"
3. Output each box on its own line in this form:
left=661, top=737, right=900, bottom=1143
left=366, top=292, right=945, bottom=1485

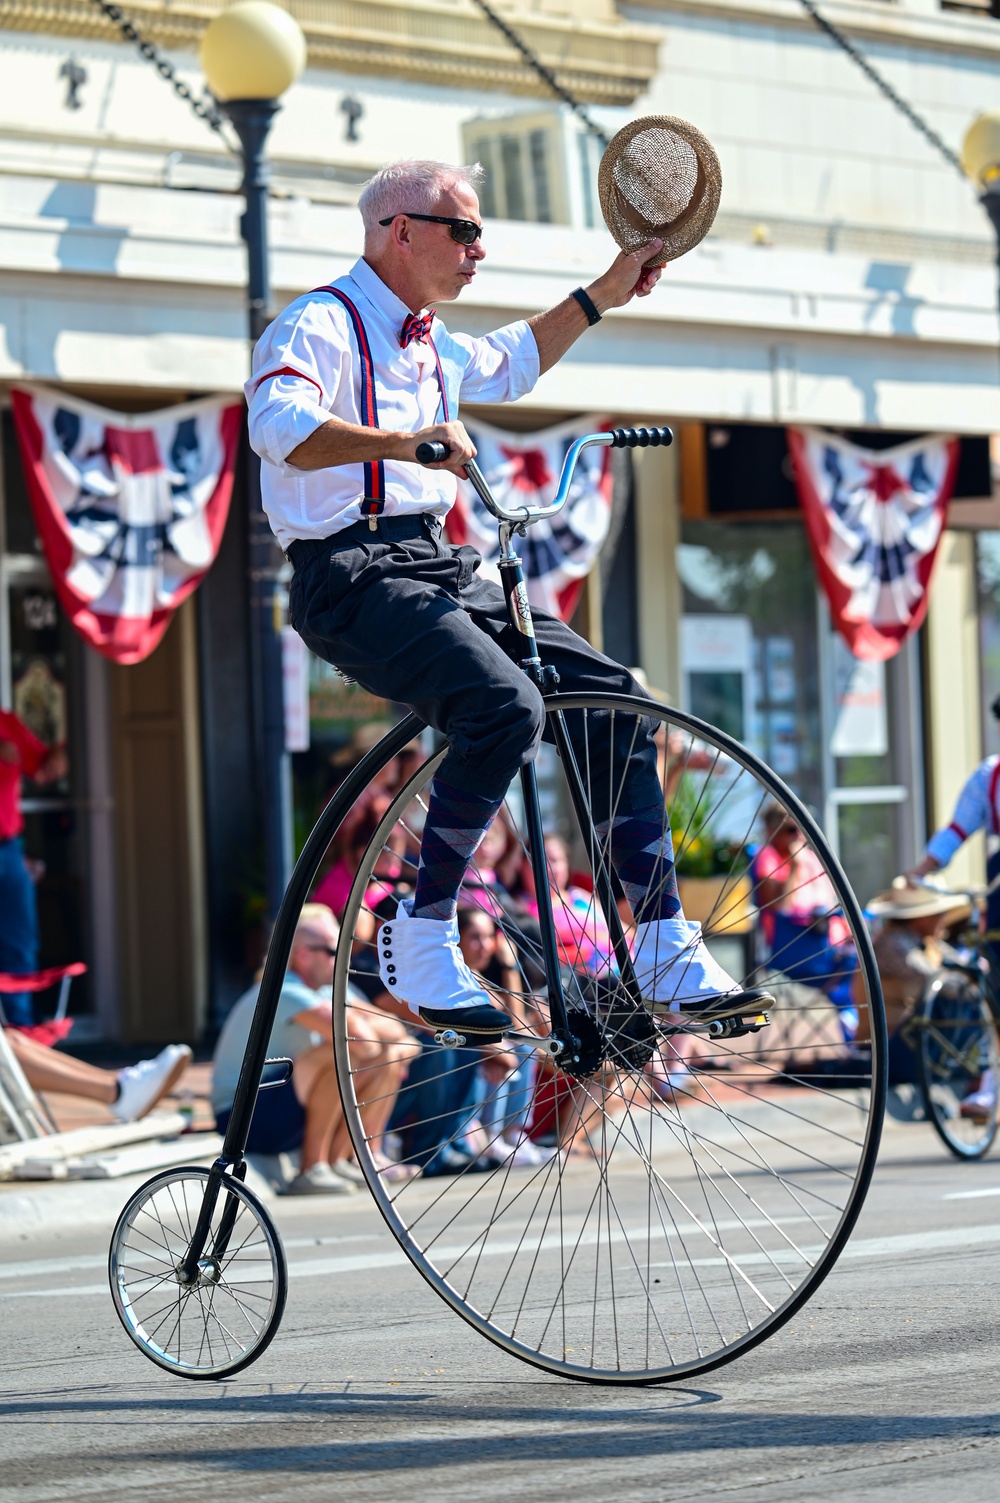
left=110, top=599, right=207, bottom=1043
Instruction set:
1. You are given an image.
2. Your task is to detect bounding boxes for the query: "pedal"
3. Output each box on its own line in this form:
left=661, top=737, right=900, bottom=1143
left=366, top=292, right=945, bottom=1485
left=434, top=1028, right=468, bottom=1048
left=706, top=1011, right=770, bottom=1040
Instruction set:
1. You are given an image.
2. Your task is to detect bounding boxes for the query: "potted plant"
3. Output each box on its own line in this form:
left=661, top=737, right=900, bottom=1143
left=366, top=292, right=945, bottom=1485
left=670, top=775, right=754, bottom=933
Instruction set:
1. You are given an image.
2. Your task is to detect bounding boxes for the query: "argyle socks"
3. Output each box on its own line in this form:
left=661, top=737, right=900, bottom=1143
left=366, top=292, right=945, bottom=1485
left=596, top=804, right=682, bottom=925
left=411, top=778, right=506, bottom=922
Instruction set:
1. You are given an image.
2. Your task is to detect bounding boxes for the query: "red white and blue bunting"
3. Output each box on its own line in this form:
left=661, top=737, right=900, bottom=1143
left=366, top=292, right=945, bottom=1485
left=445, top=414, right=613, bottom=621
left=11, top=385, right=241, bottom=665
left=787, top=426, right=960, bottom=662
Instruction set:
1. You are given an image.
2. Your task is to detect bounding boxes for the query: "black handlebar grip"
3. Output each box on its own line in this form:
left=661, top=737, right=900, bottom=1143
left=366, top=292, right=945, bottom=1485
left=416, top=440, right=450, bottom=463
left=609, top=426, right=674, bottom=449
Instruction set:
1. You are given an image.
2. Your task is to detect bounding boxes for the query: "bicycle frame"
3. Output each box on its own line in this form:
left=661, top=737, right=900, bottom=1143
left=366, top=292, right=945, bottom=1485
left=179, top=428, right=668, bottom=1276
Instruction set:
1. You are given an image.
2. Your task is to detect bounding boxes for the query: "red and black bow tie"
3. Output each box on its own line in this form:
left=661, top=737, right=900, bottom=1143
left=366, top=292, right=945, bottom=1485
left=399, top=311, right=435, bottom=348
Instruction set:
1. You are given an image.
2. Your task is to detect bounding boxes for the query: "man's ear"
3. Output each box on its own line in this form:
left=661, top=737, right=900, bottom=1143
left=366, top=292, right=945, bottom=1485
left=391, top=215, right=415, bottom=256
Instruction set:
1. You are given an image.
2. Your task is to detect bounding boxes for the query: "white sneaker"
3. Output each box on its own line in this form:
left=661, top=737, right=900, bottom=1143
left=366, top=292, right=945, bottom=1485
left=960, top=1069, right=998, bottom=1121
left=329, top=1158, right=367, bottom=1186
left=378, top=899, right=510, bottom=1034
left=112, top=1044, right=192, bottom=1122
left=486, top=1138, right=555, bottom=1168
left=632, top=919, right=773, bottom=1021
left=286, top=1163, right=356, bottom=1196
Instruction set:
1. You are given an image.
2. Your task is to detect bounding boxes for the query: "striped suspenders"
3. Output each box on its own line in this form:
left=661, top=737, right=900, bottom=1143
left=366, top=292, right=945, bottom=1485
left=314, top=285, right=452, bottom=532
left=318, top=287, right=385, bottom=527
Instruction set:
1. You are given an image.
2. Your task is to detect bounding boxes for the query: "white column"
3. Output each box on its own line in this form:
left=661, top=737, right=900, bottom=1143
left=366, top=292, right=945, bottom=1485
left=924, top=530, right=984, bottom=886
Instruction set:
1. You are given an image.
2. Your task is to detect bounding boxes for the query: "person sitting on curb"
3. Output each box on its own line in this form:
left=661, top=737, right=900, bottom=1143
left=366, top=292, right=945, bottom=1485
left=5, top=1028, right=191, bottom=1122
left=211, top=903, right=412, bottom=1196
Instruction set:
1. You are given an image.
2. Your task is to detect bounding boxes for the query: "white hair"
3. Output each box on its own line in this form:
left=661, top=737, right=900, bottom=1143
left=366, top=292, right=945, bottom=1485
left=295, top=903, right=339, bottom=946
left=358, top=159, right=485, bottom=235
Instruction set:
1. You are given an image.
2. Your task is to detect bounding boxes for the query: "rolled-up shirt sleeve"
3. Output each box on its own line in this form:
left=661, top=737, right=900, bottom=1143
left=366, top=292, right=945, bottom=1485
left=245, top=301, right=347, bottom=469
left=448, top=319, right=540, bottom=404
left=925, top=760, right=995, bottom=868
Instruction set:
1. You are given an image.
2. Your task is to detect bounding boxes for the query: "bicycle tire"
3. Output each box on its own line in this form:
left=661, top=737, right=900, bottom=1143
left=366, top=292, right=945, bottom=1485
left=331, top=692, right=886, bottom=1384
left=915, top=976, right=1000, bottom=1161
left=109, top=1166, right=288, bottom=1379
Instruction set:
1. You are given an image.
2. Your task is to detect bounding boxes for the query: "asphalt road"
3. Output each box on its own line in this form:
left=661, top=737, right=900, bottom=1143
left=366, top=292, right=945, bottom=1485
left=4, top=1121, right=1000, bottom=1503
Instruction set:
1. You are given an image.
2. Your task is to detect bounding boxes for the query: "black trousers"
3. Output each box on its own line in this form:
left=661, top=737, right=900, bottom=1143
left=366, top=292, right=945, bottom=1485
left=288, top=516, right=660, bottom=812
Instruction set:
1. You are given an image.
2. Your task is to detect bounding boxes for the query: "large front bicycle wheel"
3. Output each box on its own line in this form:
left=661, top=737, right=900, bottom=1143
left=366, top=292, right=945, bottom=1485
left=915, top=975, right=1000, bottom=1160
left=333, top=693, right=886, bottom=1384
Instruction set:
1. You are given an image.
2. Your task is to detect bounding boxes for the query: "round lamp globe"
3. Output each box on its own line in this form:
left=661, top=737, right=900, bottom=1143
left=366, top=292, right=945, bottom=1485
left=200, top=1, right=307, bottom=102
left=961, top=112, right=1000, bottom=190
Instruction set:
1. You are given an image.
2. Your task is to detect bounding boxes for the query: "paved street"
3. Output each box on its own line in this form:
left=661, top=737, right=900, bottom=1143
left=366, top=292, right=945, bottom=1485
left=3, top=1120, right=1000, bottom=1503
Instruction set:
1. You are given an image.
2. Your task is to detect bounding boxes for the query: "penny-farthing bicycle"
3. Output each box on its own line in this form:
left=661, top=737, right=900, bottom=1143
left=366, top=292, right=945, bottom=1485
left=108, top=426, right=886, bottom=1385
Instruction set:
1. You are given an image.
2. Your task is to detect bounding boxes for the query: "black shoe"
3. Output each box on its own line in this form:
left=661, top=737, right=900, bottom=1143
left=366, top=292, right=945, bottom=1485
left=418, top=1003, right=512, bottom=1040
left=658, top=986, right=774, bottom=1022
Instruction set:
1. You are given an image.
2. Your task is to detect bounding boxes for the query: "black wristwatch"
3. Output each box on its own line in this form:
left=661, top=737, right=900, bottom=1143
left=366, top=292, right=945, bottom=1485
left=571, top=287, right=602, bottom=326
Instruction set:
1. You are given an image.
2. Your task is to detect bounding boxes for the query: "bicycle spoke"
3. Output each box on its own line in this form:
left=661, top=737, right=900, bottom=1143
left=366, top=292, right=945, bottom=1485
left=332, top=694, right=884, bottom=1381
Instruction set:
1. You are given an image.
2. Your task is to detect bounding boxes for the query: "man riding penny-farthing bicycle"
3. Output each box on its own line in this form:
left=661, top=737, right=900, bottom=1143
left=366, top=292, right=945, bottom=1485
left=108, top=143, right=886, bottom=1387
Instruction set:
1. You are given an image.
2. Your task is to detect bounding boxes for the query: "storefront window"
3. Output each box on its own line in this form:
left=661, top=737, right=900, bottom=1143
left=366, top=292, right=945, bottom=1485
left=679, top=518, right=922, bottom=902
left=679, top=521, right=823, bottom=818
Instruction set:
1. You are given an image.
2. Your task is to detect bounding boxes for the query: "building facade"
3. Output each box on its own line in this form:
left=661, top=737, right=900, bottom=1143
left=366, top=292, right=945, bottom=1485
left=0, top=0, right=998, bottom=1040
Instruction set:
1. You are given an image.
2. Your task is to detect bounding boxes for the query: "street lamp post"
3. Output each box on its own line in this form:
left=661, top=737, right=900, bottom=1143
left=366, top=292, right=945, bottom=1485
left=201, top=2, right=307, bottom=924
left=962, top=113, right=1000, bottom=380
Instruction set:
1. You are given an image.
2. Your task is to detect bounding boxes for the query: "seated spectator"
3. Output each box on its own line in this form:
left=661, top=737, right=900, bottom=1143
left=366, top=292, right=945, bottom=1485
left=519, top=834, right=613, bottom=976
left=753, top=803, right=856, bottom=1014
left=310, top=724, right=405, bottom=919
left=458, top=817, right=516, bottom=915
left=456, top=906, right=550, bottom=1166
left=855, top=882, right=974, bottom=1091
left=388, top=909, right=539, bottom=1174
left=5, top=1029, right=191, bottom=1122
left=212, top=904, right=412, bottom=1195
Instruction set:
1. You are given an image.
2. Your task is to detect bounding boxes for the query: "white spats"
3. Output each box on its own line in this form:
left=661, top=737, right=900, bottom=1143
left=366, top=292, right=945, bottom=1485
left=632, top=917, right=743, bottom=1013
left=378, top=898, right=493, bottom=1016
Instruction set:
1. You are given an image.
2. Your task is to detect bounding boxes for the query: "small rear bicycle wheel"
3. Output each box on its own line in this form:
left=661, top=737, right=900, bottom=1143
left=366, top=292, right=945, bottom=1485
left=916, top=976, right=1000, bottom=1160
left=109, top=1166, right=287, bottom=1379
left=331, top=693, right=886, bottom=1384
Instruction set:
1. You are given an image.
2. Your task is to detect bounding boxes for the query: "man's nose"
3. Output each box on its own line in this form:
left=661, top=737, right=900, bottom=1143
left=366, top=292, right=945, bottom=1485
left=469, top=239, right=486, bottom=262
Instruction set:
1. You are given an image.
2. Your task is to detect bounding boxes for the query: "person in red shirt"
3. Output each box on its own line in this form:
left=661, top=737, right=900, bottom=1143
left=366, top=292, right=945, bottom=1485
left=0, top=710, right=67, bottom=1027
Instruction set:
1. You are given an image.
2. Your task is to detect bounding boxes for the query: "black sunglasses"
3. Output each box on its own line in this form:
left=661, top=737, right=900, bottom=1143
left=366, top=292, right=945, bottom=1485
left=378, top=212, right=482, bottom=246
left=303, top=943, right=337, bottom=957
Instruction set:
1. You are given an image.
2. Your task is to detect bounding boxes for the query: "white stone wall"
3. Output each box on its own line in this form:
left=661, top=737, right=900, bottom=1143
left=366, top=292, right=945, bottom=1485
left=627, top=0, right=999, bottom=243
left=0, top=11, right=998, bottom=432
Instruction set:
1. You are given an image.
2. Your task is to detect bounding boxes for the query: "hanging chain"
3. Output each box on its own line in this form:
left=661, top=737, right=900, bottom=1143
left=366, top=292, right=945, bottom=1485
left=797, top=0, right=966, bottom=180
left=468, top=0, right=610, bottom=147
left=87, top=0, right=237, bottom=151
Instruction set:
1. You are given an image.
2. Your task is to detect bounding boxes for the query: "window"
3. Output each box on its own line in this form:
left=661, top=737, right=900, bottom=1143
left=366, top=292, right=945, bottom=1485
left=462, top=108, right=601, bottom=227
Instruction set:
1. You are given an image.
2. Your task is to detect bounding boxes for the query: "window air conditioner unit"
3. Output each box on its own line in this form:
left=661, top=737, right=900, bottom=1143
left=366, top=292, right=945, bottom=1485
left=461, top=108, right=603, bottom=228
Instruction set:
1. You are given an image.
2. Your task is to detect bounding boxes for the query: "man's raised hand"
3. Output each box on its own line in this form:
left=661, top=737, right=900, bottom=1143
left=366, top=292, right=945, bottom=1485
left=590, top=239, right=664, bottom=312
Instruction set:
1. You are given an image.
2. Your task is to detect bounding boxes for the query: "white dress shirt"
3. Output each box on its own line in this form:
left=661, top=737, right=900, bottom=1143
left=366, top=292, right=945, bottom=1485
left=246, top=257, right=540, bottom=548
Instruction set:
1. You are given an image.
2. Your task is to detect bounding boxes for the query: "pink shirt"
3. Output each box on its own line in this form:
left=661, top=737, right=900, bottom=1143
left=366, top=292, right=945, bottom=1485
left=754, top=843, right=848, bottom=946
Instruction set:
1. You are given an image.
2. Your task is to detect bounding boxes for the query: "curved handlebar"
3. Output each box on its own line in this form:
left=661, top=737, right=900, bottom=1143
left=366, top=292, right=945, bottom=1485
left=416, top=426, right=673, bottom=527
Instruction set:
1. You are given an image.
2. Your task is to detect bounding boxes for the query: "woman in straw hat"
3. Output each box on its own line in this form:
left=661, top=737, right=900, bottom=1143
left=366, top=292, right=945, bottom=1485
left=855, top=882, right=979, bottom=1093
